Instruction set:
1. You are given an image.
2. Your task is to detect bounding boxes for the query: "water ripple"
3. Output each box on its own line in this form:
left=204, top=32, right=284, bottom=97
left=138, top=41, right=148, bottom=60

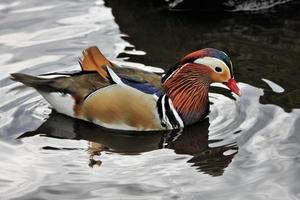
left=0, top=25, right=103, bottom=48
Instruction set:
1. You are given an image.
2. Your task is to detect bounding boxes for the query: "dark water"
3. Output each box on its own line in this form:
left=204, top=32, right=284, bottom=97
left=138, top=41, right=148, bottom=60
left=0, top=0, right=300, bottom=199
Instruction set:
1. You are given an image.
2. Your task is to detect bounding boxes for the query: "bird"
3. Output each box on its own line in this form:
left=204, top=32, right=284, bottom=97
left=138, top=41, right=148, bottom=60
left=11, top=46, right=241, bottom=131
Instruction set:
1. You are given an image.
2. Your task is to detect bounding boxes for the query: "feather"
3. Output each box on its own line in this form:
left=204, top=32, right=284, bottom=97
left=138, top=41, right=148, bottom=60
left=11, top=71, right=108, bottom=97
left=156, top=94, right=183, bottom=129
left=106, top=66, right=124, bottom=85
left=11, top=71, right=110, bottom=116
left=79, top=46, right=115, bottom=79
left=121, top=78, right=162, bottom=96
left=162, top=64, right=211, bottom=125
left=79, top=84, right=163, bottom=130
left=106, top=67, right=164, bottom=96
left=112, top=67, right=163, bottom=91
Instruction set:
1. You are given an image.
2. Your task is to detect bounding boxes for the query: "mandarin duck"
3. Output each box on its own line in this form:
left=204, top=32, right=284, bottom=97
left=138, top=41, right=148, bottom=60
left=11, top=46, right=241, bottom=131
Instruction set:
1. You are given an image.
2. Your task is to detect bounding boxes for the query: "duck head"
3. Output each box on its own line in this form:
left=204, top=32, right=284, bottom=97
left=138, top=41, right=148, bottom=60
left=163, top=48, right=241, bottom=96
left=162, top=48, right=241, bottom=125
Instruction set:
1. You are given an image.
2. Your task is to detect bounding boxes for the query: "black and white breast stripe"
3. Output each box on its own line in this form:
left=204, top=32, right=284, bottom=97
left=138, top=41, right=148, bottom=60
left=157, top=94, right=184, bottom=129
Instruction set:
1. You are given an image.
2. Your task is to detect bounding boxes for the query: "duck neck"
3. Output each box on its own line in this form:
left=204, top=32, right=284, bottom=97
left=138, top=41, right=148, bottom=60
left=162, top=65, right=211, bottom=125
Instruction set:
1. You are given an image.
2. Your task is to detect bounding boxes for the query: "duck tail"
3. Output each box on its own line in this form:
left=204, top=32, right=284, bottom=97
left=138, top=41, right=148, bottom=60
left=10, top=73, right=53, bottom=89
left=79, top=46, right=116, bottom=79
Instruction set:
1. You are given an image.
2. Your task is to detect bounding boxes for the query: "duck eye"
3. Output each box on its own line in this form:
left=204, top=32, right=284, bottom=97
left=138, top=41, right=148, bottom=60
left=215, top=66, right=223, bottom=72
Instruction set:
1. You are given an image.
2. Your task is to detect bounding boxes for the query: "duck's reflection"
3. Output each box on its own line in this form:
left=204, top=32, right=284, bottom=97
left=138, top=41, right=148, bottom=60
left=19, top=111, right=238, bottom=176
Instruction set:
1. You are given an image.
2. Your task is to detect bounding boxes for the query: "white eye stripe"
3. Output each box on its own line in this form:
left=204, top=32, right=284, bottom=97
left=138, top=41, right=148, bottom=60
left=193, top=57, right=228, bottom=72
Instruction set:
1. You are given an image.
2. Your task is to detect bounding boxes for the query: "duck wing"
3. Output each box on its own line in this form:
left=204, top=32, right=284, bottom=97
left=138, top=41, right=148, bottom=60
left=79, top=46, right=164, bottom=94
left=111, top=67, right=164, bottom=96
left=11, top=71, right=109, bottom=99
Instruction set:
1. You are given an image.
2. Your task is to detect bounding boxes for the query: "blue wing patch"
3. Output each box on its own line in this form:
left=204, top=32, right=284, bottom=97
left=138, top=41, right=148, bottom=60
left=121, top=78, right=163, bottom=96
left=106, top=66, right=163, bottom=96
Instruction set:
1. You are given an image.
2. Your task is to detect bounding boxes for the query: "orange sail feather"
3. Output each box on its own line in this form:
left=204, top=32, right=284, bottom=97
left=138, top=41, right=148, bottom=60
left=79, top=46, right=115, bottom=79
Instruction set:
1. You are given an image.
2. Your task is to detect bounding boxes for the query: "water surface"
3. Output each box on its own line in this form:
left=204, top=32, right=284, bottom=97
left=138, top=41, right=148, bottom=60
left=0, top=0, right=300, bottom=199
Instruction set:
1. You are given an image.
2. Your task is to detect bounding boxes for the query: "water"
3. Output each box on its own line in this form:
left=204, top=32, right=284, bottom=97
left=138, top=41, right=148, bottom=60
left=0, top=0, right=300, bottom=199
left=166, top=0, right=295, bottom=11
